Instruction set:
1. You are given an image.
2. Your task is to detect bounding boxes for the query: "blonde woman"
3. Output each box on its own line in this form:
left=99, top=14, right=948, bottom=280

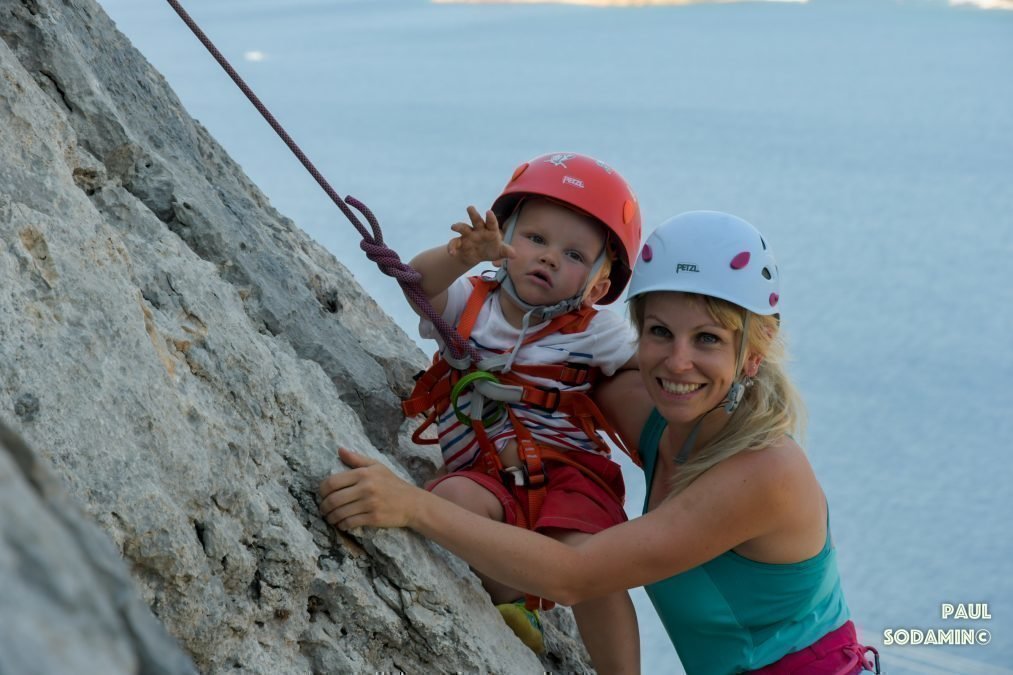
left=320, top=211, right=879, bottom=675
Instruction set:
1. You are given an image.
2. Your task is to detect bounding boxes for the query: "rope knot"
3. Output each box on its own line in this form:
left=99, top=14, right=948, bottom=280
left=360, top=239, right=421, bottom=283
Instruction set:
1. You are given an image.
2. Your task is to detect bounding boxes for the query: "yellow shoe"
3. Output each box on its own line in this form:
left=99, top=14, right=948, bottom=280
left=497, top=599, right=545, bottom=653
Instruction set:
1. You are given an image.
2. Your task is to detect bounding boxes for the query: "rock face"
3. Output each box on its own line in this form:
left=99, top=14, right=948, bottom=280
left=0, top=1, right=591, bottom=672
left=0, top=421, right=198, bottom=675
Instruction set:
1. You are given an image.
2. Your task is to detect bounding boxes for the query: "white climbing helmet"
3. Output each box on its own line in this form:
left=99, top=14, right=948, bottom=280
left=627, top=211, right=781, bottom=315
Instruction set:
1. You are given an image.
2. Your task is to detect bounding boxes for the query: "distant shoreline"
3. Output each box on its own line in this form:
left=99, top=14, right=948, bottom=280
left=432, top=0, right=808, bottom=6
left=431, top=0, right=1013, bottom=6
left=950, top=0, right=1013, bottom=9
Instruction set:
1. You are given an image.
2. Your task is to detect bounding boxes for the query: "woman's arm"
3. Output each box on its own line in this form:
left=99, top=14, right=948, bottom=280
left=320, top=441, right=809, bottom=605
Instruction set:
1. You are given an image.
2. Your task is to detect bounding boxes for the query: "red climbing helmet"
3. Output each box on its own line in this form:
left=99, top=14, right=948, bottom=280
left=491, top=152, right=641, bottom=305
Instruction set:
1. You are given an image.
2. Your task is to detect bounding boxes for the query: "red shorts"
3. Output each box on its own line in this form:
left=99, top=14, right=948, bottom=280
left=428, top=451, right=627, bottom=534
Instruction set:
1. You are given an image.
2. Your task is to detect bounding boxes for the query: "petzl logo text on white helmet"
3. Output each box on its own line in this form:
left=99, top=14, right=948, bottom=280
left=676, top=263, right=699, bottom=273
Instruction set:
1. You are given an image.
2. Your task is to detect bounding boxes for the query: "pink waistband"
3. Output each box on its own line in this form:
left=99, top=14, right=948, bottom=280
left=749, top=621, right=880, bottom=675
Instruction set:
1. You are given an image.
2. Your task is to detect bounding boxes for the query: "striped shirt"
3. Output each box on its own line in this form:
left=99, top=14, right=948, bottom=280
left=419, top=276, right=637, bottom=472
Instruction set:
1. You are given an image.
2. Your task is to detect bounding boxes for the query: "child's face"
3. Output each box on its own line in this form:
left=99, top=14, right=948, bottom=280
left=506, top=199, right=607, bottom=307
left=637, top=292, right=741, bottom=427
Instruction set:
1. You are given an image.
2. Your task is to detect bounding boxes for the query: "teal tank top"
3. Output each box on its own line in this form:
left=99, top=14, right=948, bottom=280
left=639, top=410, right=850, bottom=674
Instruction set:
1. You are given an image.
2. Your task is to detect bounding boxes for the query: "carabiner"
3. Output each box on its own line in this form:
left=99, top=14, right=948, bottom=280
left=450, top=370, right=506, bottom=427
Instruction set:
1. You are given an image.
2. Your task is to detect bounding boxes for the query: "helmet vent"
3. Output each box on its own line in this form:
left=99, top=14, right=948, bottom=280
left=623, top=199, right=637, bottom=225
left=730, top=251, right=751, bottom=270
left=761, top=267, right=772, bottom=280
left=510, top=163, right=529, bottom=183
left=760, top=236, right=767, bottom=250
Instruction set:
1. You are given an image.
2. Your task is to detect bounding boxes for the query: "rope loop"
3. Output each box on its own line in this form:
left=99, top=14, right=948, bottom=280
left=345, top=195, right=382, bottom=243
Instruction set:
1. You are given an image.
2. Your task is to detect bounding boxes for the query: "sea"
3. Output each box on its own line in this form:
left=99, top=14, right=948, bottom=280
left=95, top=1, right=1013, bottom=672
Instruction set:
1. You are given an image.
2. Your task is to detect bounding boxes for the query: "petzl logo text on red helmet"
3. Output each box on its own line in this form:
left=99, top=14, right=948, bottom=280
left=676, top=263, right=699, bottom=273
left=562, top=176, right=585, bottom=188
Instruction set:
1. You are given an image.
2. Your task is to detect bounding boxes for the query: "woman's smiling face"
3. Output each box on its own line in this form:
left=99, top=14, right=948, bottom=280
left=637, top=292, right=741, bottom=426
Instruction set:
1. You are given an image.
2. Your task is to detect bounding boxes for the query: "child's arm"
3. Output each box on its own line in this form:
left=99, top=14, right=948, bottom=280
left=409, top=206, right=514, bottom=315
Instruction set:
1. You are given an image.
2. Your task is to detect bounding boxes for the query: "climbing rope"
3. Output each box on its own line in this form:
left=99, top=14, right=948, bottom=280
left=165, top=0, right=478, bottom=363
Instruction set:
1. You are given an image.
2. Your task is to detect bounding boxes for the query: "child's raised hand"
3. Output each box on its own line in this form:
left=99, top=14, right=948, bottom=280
left=447, top=206, right=516, bottom=267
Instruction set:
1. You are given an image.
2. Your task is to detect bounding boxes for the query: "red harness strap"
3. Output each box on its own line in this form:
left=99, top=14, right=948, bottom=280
left=402, top=278, right=497, bottom=428
left=505, top=419, right=625, bottom=612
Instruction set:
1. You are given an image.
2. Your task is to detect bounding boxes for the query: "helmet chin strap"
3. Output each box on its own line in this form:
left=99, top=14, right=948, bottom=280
left=674, top=313, right=752, bottom=464
left=723, top=313, right=752, bottom=414
left=492, top=204, right=607, bottom=373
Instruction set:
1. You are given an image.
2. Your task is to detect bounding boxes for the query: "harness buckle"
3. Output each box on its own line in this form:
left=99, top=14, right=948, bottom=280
left=500, top=466, right=527, bottom=487
left=561, top=363, right=592, bottom=386
left=530, top=387, right=562, bottom=414
left=526, top=468, right=546, bottom=489
left=499, top=465, right=548, bottom=489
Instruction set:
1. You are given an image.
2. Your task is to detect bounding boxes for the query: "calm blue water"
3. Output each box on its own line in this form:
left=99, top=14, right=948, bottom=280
left=98, top=1, right=1013, bottom=671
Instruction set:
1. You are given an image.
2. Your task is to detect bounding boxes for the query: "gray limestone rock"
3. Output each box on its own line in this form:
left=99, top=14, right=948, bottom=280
left=0, top=0, right=593, bottom=673
left=0, top=420, right=198, bottom=675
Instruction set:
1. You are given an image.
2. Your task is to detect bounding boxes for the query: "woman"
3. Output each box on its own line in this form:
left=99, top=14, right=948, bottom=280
left=319, top=211, right=879, bottom=675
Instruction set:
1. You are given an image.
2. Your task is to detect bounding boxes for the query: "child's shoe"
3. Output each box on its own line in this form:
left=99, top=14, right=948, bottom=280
left=496, top=599, right=545, bottom=653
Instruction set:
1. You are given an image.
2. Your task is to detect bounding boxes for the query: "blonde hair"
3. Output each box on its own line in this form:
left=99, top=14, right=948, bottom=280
left=592, top=243, right=614, bottom=282
left=580, top=230, right=614, bottom=303
left=630, top=293, right=806, bottom=498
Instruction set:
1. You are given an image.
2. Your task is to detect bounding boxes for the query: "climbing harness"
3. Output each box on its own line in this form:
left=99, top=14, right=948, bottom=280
left=403, top=277, right=640, bottom=611
left=165, top=0, right=478, bottom=363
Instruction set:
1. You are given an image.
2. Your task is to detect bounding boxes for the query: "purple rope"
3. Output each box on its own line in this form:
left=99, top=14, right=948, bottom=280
left=165, top=0, right=477, bottom=363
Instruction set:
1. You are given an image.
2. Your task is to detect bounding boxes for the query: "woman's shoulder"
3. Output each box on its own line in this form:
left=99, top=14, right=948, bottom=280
left=726, top=437, right=824, bottom=527
left=642, top=434, right=823, bottom=569
left=711, top=436, right=820, bottom=509
left=728, top=434, right=806, bottom=469
left=714, top=437, right=828, bottom=562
